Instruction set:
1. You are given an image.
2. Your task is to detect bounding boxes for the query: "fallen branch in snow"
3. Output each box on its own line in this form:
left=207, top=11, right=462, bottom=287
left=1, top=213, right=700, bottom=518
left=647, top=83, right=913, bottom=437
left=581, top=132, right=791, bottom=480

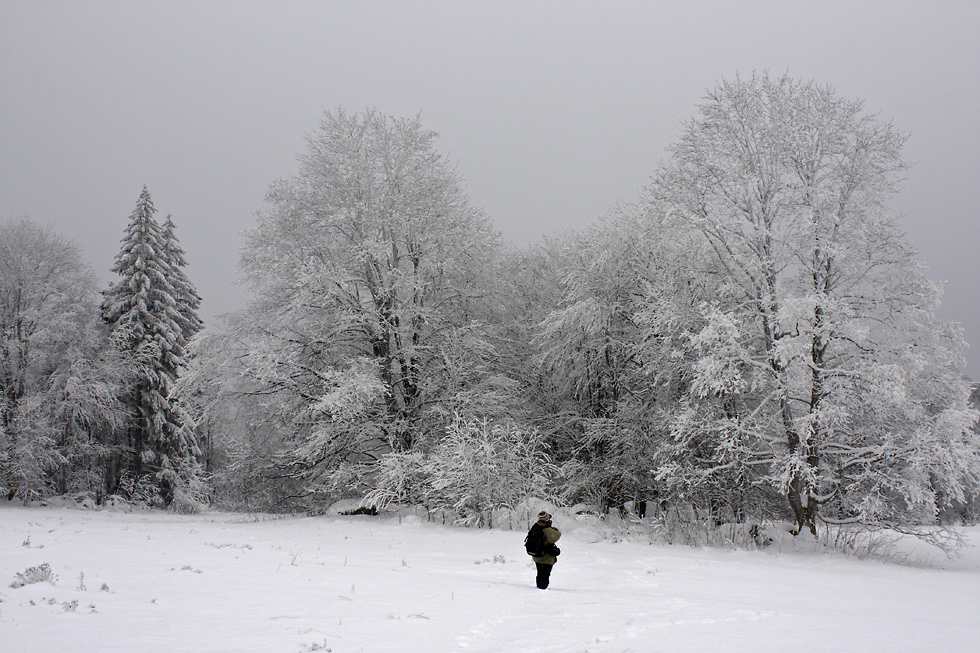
left=873, top=523, right=967, bottom=559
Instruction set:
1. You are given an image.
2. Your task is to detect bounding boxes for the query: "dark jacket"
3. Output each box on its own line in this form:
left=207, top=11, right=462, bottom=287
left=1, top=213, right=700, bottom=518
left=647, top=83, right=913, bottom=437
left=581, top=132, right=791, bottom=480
left=530, top=519, right=562, bottom=565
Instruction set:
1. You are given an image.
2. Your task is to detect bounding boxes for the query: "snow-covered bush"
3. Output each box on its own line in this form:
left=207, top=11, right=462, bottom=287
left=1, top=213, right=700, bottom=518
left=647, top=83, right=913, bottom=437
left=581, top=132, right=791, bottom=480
left=424, top=417, right=559, bottom=526
left=10, top=562, right=54, bottom=588
left=168, top=458, right=211, bottom=514
left=367, top=451, right=429, bottom=509
left=114, top=472, right=163, bottom=506
left=368, top=416, right=560, bottom=527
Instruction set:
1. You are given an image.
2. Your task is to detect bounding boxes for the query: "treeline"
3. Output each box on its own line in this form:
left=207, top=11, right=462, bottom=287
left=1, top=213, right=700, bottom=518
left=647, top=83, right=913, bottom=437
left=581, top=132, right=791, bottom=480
left=1, top=188, right=205, bottom=510
left=3, top=74, right=979, bottom=533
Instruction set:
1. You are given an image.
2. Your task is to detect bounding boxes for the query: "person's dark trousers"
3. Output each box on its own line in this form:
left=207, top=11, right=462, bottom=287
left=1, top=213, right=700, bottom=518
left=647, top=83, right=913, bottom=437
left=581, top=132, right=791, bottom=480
left=535, top=562, right=553, bottom=589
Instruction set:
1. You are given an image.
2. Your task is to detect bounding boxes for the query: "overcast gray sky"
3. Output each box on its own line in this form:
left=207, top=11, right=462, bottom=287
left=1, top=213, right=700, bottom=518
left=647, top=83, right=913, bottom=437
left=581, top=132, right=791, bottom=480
left=2, top=0, right=978, bottom=376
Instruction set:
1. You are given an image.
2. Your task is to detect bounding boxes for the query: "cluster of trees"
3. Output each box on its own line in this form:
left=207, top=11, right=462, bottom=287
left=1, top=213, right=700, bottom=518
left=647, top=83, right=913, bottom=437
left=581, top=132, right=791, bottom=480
left=1, top=187, right=204, bottom=508
left=190, top=76, right=978, bottom=533
left=4, top=74, right=978, bottom=535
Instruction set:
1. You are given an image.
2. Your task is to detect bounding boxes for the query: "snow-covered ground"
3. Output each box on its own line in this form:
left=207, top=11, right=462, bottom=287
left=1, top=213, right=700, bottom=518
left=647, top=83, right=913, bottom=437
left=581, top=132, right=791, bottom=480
left=1, top=505, right=978, bottom=652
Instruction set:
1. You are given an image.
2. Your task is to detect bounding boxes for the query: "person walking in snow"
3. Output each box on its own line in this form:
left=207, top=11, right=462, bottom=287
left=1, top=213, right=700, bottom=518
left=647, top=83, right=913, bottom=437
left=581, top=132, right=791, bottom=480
left=525, top=510, right=561, bottom=589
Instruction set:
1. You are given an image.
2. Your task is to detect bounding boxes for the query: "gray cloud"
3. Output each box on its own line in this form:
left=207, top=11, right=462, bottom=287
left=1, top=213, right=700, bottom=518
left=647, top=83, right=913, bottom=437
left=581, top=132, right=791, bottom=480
left=2, top=0, right=977, bottom=374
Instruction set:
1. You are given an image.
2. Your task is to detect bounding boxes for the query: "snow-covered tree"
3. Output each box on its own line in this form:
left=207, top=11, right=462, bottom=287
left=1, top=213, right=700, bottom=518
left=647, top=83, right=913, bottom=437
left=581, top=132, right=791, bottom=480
left=529, top=212, right=651, bottom=510
left=161, top=214, right=203, bottom=345
left=176, top=331, right=293, bottom=509
left=229, top=109, right=505, bottom=499
left=37, top=318, right=135, bottom=500
left=0, top=217, right=128, bottom=502
left=653, top=74, right=979, bottom=533
left=534, top=220, right=640, bottom=421
left=101, top=187, right=200, bottom=504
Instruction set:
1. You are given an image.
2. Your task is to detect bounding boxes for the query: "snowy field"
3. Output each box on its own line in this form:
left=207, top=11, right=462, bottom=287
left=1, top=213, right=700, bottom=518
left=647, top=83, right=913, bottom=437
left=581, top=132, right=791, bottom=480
left=1, top=505, right=978, bottom=653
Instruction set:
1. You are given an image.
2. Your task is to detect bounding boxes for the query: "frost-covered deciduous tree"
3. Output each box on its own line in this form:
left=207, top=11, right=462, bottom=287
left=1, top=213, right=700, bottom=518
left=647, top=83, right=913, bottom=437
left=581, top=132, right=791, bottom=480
left=177, top=331, right=293, bottom=509
left=488, top=243, right=571, bottom=433
left=230, top=108, right=505, bottom=498
left=1, top=219, right=85, bottom=496
left=654, top=74, right=979, bottom=533
left=529, top=201, right=730, bottom=514
left=0, top=217, right=128, bottom=502
left=46, top=331, right=132, bottom=497
left=531, top=211, right=654, bottom=509
left=101, top=187, right=200, bottom=504
left=535, top=219, right=640, bottom=421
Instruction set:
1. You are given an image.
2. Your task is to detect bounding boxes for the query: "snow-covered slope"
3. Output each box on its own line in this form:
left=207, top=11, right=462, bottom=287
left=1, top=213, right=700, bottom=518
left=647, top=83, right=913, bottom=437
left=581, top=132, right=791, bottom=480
left=1, top=506, right=977, bottom=652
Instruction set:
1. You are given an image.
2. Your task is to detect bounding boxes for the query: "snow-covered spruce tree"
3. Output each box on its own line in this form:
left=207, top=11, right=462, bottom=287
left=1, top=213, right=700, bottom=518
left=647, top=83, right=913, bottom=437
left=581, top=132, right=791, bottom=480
left=161, top=214, right=203, bottom=345
left=101, top=187, right=201, bottom=505
left=230, top=109, right=508, bottom=506
left=652, top=73, right=979, bottom=535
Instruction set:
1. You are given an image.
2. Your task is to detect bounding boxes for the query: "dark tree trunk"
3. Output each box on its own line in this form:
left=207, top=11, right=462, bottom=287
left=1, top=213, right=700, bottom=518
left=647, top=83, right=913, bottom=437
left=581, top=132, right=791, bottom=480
left=787, top=475, right=817, bottom=536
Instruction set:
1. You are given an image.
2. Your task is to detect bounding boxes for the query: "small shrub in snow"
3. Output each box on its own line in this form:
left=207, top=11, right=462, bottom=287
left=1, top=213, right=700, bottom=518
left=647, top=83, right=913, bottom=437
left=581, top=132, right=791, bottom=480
left=368, top=416, right=560, bottom=527
left=474, top=555, right=507, bottom=565
left=10, top=563, right=54, bottom=588
left=169, top=491, right=206, bottom=514
left=115, top=473, right=163, bottom=507
left=168, top=459, right=212, bottom=514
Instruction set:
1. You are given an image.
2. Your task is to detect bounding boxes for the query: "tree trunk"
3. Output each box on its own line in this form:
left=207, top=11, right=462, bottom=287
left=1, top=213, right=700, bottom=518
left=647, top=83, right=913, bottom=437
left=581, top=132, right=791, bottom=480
left=787, top=474, right=817, bottom=536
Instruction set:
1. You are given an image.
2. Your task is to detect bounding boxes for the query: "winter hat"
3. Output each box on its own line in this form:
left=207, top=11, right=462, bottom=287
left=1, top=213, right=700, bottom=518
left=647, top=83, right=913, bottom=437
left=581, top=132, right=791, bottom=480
left=536, top=510, right=551, bottom=522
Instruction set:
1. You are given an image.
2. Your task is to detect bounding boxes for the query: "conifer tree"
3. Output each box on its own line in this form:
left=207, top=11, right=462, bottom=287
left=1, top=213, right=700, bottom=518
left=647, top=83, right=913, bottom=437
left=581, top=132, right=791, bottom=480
left=161, top=214, right=204, bottom=344
left=101, top=186, right=199, bottom=503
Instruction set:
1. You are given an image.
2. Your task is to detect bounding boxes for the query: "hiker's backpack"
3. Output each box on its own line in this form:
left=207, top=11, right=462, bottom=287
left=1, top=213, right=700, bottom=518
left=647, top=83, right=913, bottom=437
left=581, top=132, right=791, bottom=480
left=524, top=524, right=560, bottom=557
